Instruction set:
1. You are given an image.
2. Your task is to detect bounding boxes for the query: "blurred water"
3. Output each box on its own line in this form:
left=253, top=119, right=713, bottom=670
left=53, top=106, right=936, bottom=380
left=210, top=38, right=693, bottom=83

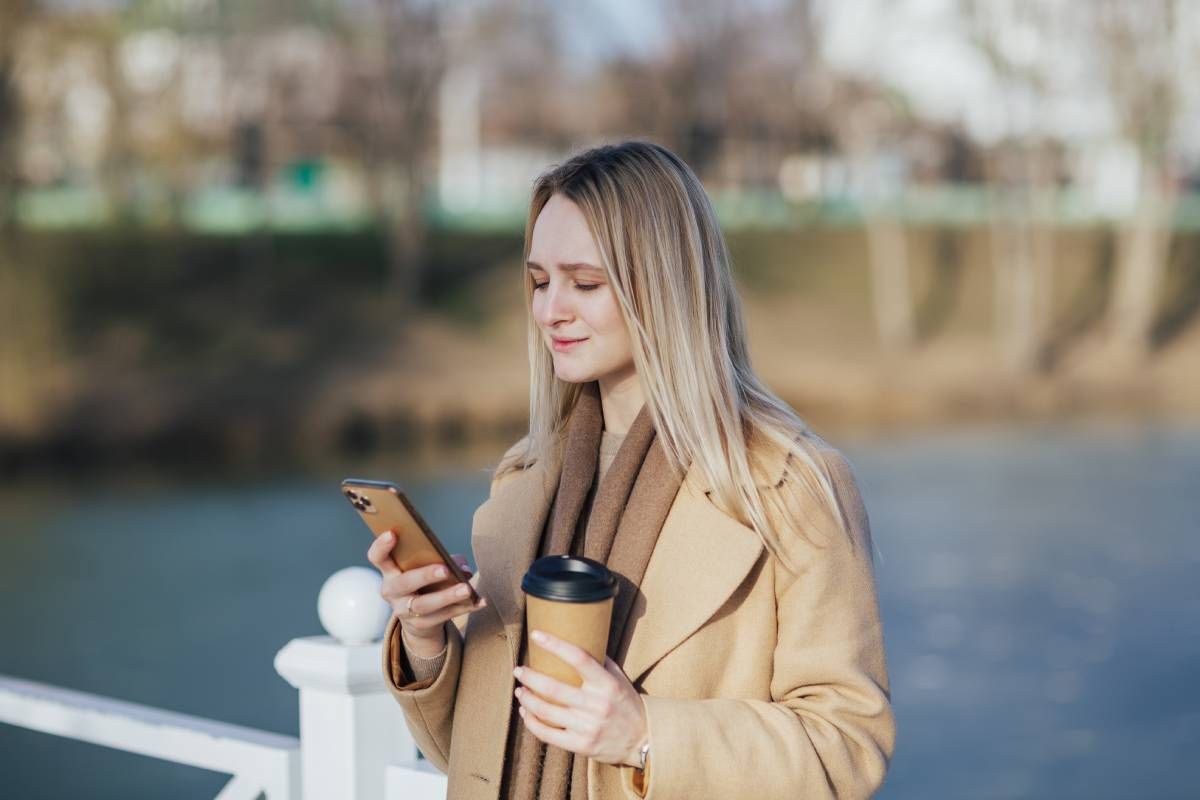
left=1, top=422, right=1198, bottom=799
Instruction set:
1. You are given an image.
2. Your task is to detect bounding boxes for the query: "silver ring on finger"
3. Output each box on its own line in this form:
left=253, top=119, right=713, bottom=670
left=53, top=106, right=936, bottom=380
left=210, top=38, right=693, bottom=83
left=406, top=595, right=420, bottom=618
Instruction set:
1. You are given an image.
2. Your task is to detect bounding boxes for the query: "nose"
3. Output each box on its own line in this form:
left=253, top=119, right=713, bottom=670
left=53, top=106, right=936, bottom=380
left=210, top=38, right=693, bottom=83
left=537, top=280, right=574, bottom=328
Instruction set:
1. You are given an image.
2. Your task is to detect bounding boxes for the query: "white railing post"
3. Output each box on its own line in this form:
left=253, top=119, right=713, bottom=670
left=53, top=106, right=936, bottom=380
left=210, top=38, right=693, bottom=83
left=275, top=567, right=420, bottom=800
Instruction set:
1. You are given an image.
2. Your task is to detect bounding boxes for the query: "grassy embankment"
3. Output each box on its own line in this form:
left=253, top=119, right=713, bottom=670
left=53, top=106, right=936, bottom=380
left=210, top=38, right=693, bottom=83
left=1, top=225, right=1197, bottom=474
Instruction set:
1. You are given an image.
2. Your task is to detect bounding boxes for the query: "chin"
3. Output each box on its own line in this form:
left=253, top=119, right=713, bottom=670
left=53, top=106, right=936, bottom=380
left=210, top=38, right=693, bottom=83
left=552, top=359, right=605, bottom=384
left=553, top=367, right=598, bottom=383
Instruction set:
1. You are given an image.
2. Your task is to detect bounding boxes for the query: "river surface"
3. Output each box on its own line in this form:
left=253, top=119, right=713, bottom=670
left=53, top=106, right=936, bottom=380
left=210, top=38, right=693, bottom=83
left=2, top=421, right=1198, bottom=799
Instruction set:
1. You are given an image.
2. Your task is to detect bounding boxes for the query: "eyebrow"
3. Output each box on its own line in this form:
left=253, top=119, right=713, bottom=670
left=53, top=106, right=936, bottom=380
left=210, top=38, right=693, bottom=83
left=525, top=260, right=602, bottom=273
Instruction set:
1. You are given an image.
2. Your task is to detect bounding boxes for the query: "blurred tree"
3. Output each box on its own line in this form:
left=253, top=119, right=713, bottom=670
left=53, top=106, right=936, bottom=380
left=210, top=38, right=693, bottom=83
left=963, top=0, right=1063, bottom=374
left=834, top=87, right=916, bottom=356
left=351, top=0, right=445, bottom=309
left=0, top=0, right=64, bottom=437
left=1090, top=0, right=1185, bottom=359
left=575, top=0, right=751, bottom=180
left=94, top=15, right=137, bottom=224
left=806, top=0, right=917, bottom=356
left=472, top=0, right=565, bottom=145
left=656, top=0, right=740, bottom=178
left=0, top=0, right=32, bottom=234
left=722, top=0, right=828, bottom=185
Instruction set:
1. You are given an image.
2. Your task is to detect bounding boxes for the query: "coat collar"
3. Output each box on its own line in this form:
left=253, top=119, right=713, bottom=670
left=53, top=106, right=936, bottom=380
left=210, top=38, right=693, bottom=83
left=471, top=433, right=780, bottom=684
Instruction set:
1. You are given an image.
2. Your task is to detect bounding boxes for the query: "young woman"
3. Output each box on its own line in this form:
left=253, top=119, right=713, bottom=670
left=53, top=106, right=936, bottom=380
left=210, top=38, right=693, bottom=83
left=367, top=141, right=895, bottom=799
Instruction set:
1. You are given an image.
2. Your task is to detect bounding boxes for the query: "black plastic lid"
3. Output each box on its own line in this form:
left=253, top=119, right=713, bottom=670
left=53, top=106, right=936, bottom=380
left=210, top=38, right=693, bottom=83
left=521, top=555, right=618, bottom=603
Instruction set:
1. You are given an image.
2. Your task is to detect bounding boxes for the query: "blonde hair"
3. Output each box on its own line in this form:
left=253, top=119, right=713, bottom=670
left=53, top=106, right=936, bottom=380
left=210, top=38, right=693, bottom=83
left=499, top=140, right=851, bottom=573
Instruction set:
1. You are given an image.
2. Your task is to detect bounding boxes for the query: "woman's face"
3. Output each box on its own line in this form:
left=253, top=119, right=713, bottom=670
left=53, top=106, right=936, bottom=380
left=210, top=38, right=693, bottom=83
left=527, top=193, right=636, bottom=387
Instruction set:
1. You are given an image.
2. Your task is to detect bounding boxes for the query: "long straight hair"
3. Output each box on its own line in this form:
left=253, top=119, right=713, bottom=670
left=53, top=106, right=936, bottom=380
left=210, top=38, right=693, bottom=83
left=498, top=140, right=849, bottom=573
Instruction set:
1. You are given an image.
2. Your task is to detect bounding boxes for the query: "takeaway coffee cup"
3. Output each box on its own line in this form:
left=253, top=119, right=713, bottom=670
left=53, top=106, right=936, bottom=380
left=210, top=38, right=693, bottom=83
left=521, top=555, right=618, bottom=714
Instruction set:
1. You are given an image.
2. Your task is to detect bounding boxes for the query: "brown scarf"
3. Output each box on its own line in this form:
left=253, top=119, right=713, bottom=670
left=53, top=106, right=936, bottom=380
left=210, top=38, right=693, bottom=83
left=502, top=381, right=685, bottom=800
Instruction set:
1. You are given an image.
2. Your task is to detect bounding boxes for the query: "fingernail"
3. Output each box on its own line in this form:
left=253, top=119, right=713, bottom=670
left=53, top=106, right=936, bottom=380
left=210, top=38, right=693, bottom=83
left=436, top=567, right=447, bottom=578
left=456, top=586, right=469, bottom=598
left=513, top=667, right=523, bottom=677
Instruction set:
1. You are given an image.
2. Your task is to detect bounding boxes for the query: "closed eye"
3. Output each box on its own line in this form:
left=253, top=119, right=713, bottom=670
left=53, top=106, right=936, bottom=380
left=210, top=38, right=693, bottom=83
left=532, top=282, right=602, bottom=292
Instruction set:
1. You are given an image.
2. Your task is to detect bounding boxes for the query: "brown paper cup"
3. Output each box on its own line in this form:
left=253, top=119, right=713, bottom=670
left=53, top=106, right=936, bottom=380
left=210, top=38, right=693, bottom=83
left=521, top=555, right=618, bottom=728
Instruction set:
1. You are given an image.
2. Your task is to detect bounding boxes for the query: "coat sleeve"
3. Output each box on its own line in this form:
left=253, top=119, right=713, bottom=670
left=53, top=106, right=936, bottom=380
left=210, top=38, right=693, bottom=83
left=381, top=613, right=465, bottom=772
left=618, top=447, right=896, bottom=799
left=380, top=555, right=483, bottom=772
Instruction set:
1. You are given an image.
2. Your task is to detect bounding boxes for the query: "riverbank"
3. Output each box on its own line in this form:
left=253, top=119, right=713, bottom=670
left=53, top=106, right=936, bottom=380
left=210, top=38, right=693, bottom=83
left=2, top=225, right=1198, bottom=476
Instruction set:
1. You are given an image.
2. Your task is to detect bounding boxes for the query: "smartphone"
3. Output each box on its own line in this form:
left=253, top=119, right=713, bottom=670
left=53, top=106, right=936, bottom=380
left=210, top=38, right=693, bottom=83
left=342, top=478, right=478, bottom=600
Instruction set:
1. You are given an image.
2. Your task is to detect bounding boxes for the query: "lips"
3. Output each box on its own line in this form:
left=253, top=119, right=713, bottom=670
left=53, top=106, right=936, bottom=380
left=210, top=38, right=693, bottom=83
left=551, top=336, right=587, bottom=352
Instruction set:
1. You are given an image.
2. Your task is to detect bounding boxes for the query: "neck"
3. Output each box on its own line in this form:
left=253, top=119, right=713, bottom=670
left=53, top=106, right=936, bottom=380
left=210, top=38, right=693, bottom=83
left=597, top=368, right=644, bottom=436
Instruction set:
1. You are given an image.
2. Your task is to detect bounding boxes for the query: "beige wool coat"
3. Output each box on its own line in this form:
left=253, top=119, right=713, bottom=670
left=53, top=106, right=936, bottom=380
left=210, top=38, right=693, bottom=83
left=381, top=431, right=896, bottom=799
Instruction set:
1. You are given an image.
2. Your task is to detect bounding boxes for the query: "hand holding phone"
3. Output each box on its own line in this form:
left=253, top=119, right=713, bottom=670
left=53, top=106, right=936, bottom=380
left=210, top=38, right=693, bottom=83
left=347, top=479, right=486, bottom=654
left=366, top=531, right=485, bottom=656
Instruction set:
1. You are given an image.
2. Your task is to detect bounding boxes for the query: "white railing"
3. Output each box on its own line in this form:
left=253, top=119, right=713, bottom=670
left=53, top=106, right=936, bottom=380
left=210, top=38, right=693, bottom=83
left=0, top=566, right=449, bottom=800
left=0, top=673, right=300, bottom=799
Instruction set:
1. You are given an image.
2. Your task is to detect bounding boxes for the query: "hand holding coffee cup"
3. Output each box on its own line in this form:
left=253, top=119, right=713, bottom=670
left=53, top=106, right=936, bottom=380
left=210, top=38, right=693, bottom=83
left=367, top=530, right=487, bottom=658
left=520, top=556, right=618, bottom=711
left=514, top=556, right=650, bottom=768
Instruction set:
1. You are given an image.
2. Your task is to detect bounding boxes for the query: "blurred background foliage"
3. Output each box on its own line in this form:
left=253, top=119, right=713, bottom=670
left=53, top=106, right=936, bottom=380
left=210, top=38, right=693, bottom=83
left=1, top=0, right=1199, bottom=474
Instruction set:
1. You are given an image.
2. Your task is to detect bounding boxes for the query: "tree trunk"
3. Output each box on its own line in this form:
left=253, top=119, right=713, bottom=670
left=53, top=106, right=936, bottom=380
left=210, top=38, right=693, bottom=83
left=0, top=1, right=63, bottom=436
left=379, top=157, right=427, bottom=310
left=985, top=148, right=1055, bottom=375
left=1109, top=162, right=1176, bottom=357
left=864, top=216, right=914, bottom=353
left=989, top=211, right=1039, bottom=374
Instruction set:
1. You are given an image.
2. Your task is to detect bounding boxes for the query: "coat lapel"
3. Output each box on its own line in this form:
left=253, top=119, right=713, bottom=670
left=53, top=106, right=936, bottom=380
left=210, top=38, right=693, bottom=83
left=616, top=471, right=764, bottom=684
left=471, top=438, right=565, bottom=666
left=471, top=440, right=765, bottom=684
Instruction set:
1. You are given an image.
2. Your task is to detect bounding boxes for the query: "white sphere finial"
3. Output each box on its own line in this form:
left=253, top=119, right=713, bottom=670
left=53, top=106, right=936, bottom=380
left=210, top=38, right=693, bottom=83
left=318, top=567, right=392, bottom=645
